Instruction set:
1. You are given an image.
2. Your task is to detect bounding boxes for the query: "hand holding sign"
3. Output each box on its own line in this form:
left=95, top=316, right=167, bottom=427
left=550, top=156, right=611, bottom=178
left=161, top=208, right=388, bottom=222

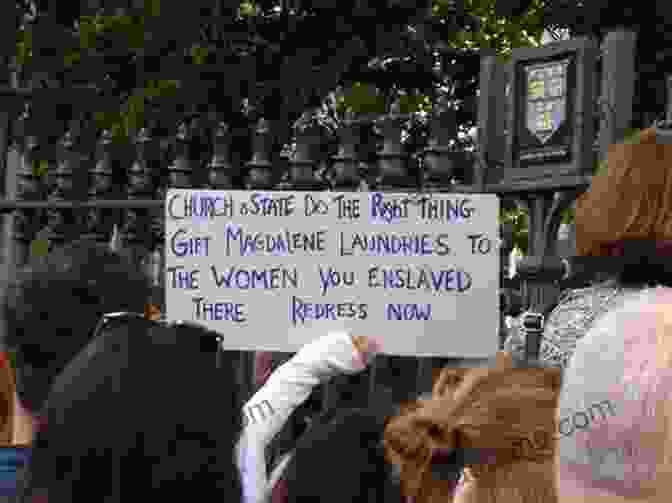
left=351, top=335, right=382, bottom=368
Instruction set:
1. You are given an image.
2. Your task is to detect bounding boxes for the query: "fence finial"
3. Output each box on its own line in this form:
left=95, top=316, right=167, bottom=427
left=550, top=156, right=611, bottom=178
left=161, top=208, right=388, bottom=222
left=655, top=74, right=672, bottom=144
left=109, top=223, right=121, bottom=252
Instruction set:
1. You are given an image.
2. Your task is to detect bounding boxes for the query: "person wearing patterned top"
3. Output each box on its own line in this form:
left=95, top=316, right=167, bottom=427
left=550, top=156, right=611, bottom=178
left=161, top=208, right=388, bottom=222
left=504, top=280, right=637, bottom=368
left=504, top=126, right=672, bottom=368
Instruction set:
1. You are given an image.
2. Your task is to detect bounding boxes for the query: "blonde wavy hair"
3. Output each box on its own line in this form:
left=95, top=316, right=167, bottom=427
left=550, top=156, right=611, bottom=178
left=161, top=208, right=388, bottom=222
left=384, top=353, right=562, bottom=503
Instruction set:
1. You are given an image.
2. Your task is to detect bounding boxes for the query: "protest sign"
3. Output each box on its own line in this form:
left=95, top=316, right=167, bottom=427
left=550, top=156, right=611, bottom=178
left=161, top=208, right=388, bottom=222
left=165, top=189, right=500, bottom=357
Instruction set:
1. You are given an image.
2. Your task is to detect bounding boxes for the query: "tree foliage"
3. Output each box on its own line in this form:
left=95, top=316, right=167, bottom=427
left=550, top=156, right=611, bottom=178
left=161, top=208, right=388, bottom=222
left=11, top=0, right=552, bottom=147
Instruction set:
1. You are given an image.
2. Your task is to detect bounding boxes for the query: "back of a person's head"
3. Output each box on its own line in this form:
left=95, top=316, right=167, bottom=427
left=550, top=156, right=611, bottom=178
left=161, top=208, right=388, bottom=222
left=575, top=127, right=672, bottom=260
left=557, top=286, right=672, bottom=503
left=385, top=353, right=562, bottom=503
left=22, top=319, right=243, bottom=502
left=283, top=406, right=402, bottom=503
left=2, top=239, right=152, bottom=415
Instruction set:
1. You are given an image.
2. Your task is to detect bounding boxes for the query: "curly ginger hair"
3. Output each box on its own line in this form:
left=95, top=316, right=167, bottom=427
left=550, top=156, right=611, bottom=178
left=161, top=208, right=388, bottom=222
left=385, top=353, right=562, bottom=503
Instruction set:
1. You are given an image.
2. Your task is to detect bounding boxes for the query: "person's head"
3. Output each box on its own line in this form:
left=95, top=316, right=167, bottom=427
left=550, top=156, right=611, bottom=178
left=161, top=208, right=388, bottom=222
left=21, top=315, right=243, bottom=502
left=556, top=286, right=672, bottom=503
left=281, top=406, right=403, bottom=503
left=574, top=128, right=672, bottom=286
left=385, top=353, right=562, bottom=503
left=2, top=240, right=152, bottom=417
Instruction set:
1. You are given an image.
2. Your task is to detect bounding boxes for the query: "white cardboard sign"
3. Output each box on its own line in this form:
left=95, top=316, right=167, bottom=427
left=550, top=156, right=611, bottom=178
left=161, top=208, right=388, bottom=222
left=165, top=189, right=500, bottom=357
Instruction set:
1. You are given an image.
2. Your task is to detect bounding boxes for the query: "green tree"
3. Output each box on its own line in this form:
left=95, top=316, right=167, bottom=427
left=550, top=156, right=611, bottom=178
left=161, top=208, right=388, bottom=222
left=11, top=0, right=552, bottom=144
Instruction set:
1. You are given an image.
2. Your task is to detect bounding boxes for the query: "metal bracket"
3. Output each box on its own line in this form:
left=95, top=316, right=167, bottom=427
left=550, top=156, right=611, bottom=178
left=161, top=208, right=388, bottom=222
left=654, top=120, right=672, bottom=144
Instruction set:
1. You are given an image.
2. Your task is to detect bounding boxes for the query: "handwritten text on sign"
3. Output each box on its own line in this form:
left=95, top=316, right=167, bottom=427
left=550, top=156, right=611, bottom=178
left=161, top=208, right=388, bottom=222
left=165, top=190, right=500, bottom=357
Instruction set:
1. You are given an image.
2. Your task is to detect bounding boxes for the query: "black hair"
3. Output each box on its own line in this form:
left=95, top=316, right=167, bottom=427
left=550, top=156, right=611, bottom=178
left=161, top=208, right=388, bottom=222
left=2, top=239, right=153, bottom=414
left=267, top=385, right=323, bottom=470
left=22, top=320, right=243, bottom=502
left=269, top=381, right=399, bottom=471
left=613, top=239, right=672, bottom=288
left=283, top=406, right=403, bottom=503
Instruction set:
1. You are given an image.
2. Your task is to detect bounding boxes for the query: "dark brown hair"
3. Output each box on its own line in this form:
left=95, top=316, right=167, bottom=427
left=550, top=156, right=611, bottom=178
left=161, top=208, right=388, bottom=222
left=2, top=240, right=152, bottom=414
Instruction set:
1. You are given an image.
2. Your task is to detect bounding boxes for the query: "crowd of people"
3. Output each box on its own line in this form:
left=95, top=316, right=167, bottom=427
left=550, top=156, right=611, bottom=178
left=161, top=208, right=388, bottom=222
left=0, top=125, right=669, bottom=503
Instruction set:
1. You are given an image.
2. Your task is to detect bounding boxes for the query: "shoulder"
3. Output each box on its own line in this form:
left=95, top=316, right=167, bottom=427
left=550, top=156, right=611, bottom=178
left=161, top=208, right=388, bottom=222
left=540, top=282, right=639, bottom=367
left=548, top=281, right=634, bottom=327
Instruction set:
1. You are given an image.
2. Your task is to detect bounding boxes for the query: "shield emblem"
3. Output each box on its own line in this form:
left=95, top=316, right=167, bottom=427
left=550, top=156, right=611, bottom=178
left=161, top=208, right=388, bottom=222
left=525, top=60, right=569, bottom=144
